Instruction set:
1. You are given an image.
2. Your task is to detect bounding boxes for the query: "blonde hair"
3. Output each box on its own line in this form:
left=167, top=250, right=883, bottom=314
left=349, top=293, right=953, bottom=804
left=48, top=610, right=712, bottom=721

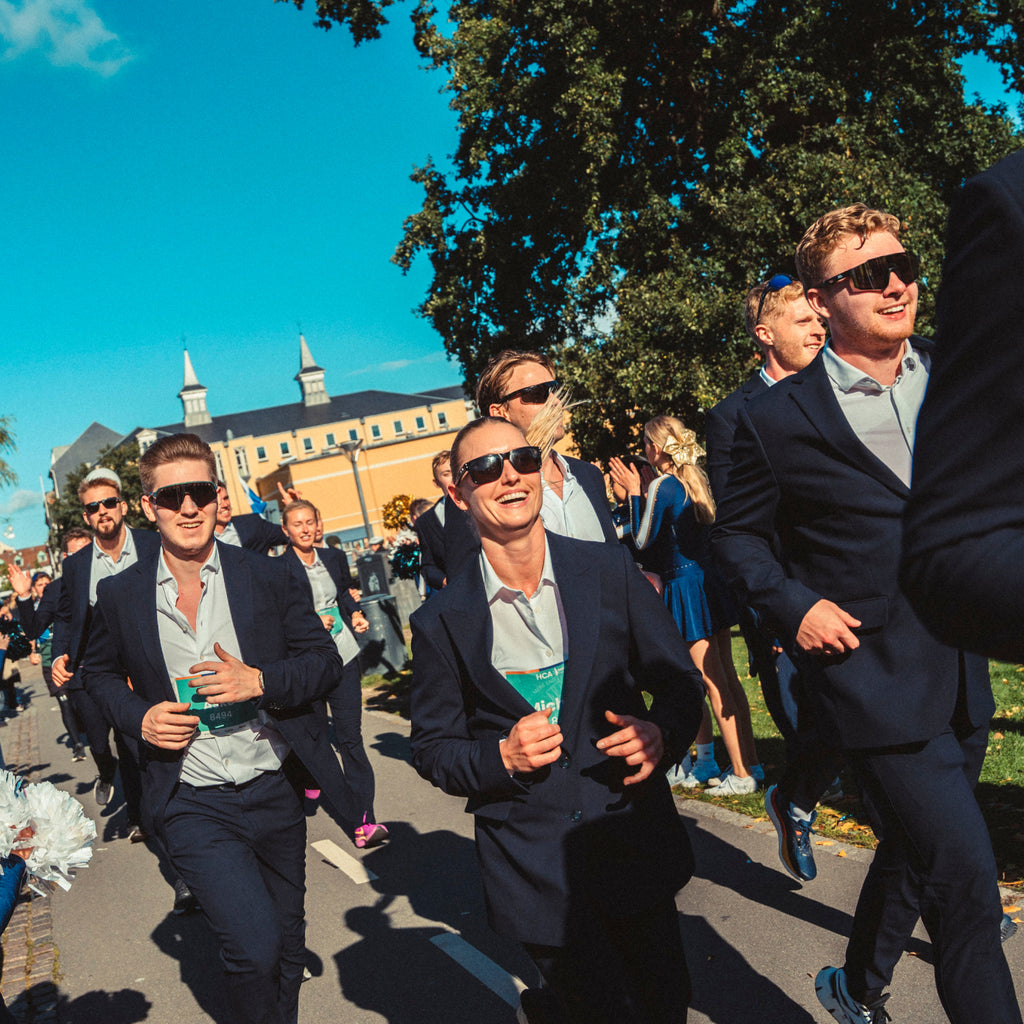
left=644, top=415, right=716, bottom=525
left=795, top=204, right=903, bottom=289
left=743, top=278, right=807, bottom=347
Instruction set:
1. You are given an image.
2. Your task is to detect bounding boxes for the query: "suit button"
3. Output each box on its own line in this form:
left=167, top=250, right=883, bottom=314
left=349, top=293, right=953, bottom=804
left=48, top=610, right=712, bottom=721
left=570, top=810, right=582, bottom=822
left=559, top=754, right=570, bottom=769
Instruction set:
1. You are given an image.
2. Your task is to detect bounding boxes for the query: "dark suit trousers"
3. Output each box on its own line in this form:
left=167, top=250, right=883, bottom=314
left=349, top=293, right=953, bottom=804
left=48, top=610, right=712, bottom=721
left=162, top=771, right=307, bottom=1024
left=740, top=618, right=840, bottom=814
left=325, top=658, right=375, bottom=825
left=845, top=688, right=1020, bottom=1022
left=68, top=685, right=143, bottom=822
left=523, top=897, right=690, bottom=1024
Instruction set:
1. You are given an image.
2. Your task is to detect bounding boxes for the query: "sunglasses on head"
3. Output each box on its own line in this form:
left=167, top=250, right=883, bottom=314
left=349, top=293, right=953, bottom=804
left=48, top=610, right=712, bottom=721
left=84, top=496, right=120, bottom=515
left=754, top=273, right=794, bottom=325
left=499, top=379, right=560, bottom=405
left=455, top=446, right=544, bottom=486
left=147, top=480, right=218, bottom=511
left=818, top=251, right=920, bottom=291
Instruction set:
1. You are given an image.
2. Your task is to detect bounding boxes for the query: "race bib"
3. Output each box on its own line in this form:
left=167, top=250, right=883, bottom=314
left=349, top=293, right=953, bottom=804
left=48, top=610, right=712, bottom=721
left=505, top=662, right=565, bottom=724
left=175, top=674, right=259, bottom=736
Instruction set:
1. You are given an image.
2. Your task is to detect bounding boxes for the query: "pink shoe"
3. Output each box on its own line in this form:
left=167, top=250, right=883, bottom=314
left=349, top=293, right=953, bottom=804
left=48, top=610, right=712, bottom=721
left=353, top=816, right=389, bottom=849
left=304, top=788, right=321, bottom=800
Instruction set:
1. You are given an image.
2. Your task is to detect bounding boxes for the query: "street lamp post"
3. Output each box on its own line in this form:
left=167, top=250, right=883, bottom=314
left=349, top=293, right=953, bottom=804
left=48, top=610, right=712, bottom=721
left=339, top=439, right=373, bottom=544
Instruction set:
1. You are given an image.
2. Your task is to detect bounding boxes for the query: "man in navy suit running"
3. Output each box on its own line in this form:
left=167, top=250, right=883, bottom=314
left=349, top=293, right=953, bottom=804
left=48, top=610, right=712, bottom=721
left=81, top=433, right=345, bottom=1024
left=712, top=204, right=1019, bottom=1024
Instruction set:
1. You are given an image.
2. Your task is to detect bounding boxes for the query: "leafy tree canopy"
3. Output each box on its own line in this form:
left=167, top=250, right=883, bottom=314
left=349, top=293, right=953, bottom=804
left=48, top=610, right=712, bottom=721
left=286, top=0, right=1024, bottom=458
left=0, top=416, right=17, bottom=490
left=48, top=442, right=153, bottom=549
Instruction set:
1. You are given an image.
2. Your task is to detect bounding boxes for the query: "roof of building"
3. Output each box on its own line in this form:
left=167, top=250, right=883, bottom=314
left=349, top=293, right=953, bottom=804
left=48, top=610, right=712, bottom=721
left=127, top=386, right=471, bottom=447
left=49, top=421, right=126, bottom=496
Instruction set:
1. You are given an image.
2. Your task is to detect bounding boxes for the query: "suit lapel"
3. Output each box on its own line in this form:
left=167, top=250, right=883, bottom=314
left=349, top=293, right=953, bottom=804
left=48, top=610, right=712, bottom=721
left=788, top=357, right=910, bottom=497
left=547, top=534, right=599, bottom=739
left=439, top=562, right=535, bottom=718
left=126, top=554, right=176, bottom=700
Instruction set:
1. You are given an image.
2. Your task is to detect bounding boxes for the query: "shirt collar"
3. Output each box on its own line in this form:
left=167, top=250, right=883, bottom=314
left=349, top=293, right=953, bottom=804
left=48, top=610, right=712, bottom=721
left=480, top=536, right=555, bottom=603
left=95, top=525, right=135, bottom=563
left=157, top=541, right=221, bottom=586
left=822, top=340, right=921, bottom=393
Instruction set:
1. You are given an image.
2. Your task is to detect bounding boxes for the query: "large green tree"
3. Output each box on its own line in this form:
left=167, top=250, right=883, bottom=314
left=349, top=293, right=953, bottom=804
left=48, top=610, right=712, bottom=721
left=0, top=416, right=17, bottom=490
left=286, top=0, right=1024, bottom=457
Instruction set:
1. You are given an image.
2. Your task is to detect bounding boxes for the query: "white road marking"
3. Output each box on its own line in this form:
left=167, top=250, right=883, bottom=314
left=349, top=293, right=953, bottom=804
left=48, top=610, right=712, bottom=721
left=430, top=931, right=526, bottom=1008
left=310, top=839, right=378, bottom=883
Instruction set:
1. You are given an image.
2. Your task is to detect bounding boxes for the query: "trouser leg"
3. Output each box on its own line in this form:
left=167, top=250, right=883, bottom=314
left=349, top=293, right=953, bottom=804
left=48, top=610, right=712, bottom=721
left=326, top=658, right=376, bottom=822
left=844, top=722, right=1019, bottom=1022
left=68, top=687, right=116, bottom=779
left=162, top=772, right=307, bottom=1024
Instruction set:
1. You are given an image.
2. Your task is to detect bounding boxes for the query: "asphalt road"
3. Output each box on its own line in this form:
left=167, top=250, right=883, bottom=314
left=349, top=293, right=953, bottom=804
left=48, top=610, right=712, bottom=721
left=12, top=664, right=1024, bottom=1023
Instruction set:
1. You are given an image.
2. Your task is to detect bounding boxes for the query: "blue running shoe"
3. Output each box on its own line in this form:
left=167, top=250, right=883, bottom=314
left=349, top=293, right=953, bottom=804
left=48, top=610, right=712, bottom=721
left=815, top=966, right=891, bottom=1023
left=765, top=784, right=817, bottom=882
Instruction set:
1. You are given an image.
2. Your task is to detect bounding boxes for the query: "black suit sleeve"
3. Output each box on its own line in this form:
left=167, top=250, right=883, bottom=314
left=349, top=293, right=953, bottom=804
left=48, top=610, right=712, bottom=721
left=15, top=583, right=58, bottom=641
left=704, top=401, right=735, bottom=507
left=901, top=155, right=1024, bottom=661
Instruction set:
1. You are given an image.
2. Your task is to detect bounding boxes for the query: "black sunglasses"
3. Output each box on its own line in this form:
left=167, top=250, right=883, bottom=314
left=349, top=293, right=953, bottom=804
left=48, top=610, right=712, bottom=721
left=83, top=496, right=121, bottom=515
left=148, top=480, right=219, bottom=511
left=818, top=251, right=920, bottom=291
left=754, top=274, right=793, bottom=325
left=499, top=379, right=560, bottom=405
left=455, top=446, right=544, bottom=486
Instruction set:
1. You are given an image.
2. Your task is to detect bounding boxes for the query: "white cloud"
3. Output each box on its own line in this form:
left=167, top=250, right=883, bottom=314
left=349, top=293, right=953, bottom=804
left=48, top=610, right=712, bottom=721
left=345, top=352, right=447, bottom=377
left=0, top=490, right=41, bottom=515
left=0, top=0, right=133, bottom=76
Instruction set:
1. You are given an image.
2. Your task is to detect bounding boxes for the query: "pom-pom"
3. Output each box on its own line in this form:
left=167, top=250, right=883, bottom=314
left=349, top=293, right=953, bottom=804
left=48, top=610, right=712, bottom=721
left=390, top=542, right=421, bottom=580
left=20, top=782, right=96, bottom=892
left=0, top=771, right=29, bottom=861
left=381, top=494, right=414, bottom=532
left=0, top=775, right=95, bottom=894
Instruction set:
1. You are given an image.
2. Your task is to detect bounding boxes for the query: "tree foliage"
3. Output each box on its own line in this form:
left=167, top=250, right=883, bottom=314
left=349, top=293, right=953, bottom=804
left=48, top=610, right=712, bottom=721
left=288, top=0, right=1024, bottom=458
left=0, top=416, right=17, bottom=490
left=47, top=442, right=152, bottom=549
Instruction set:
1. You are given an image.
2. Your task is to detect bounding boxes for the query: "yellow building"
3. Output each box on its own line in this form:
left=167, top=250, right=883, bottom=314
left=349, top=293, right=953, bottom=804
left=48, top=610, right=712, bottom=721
left=132, top=338, right=474, bottom=543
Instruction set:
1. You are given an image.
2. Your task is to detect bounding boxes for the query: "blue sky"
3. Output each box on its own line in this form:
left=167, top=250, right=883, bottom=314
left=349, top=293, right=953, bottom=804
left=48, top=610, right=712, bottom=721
left=0, top=0, right=463, bottom=546
left=0, top=1, right=1018, bottom=547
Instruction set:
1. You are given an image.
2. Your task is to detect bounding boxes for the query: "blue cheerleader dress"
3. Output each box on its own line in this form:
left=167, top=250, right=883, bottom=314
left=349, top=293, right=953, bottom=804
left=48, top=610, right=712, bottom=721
left=629, top=474, right=737, bottom=641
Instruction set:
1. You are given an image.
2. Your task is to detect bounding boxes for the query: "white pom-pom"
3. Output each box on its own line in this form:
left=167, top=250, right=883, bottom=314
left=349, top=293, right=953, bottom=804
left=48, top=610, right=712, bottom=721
left=0, top=770, right=30, bottom=863
left=19, top=781, right=96, bottom=890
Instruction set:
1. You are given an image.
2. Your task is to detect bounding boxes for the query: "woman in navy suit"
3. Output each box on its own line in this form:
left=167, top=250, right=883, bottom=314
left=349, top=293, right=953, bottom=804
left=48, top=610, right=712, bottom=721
left=282, top=501, right=387, bottom=848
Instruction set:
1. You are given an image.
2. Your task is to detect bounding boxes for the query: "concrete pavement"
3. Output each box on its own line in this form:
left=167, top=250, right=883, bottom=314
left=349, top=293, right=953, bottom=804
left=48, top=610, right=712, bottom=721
left=1, top=660, right=1021, bottom=1022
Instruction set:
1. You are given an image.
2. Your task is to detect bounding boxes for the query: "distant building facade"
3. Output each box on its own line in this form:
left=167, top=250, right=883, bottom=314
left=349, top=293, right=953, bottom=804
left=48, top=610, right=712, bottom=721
left=127, top=337, right=476, bottom=544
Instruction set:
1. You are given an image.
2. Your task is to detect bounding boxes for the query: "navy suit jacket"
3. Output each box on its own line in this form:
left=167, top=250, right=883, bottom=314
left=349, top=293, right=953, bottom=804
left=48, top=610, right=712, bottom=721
left=52, top=527, right=161, bottom=685
left=283, top=546, right=359, bottom=630
left=413, top=500, right=446, bottom=591
left=704, top=371, right=769, bottom=504
left=901, top=150, right=1024, bottom=662
left=78, top=541, right=346, bottom=835
left=231, top=513, right=287, bottom=555
left=711, top=351, right=992, bottom=750
left=423, top=456, right=618, bottom=587
left=409, top=533, right=703, bottom=945
left=16, top=580, right=60, bottom=641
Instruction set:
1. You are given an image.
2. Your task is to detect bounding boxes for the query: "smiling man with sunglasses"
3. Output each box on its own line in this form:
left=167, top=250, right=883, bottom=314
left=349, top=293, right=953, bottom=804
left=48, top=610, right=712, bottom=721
left=411, top=415, right=704, bottom=1024
left=80, top=432, right=348, bottom=1024
left=712, top=205, right=1016, bottom=1024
